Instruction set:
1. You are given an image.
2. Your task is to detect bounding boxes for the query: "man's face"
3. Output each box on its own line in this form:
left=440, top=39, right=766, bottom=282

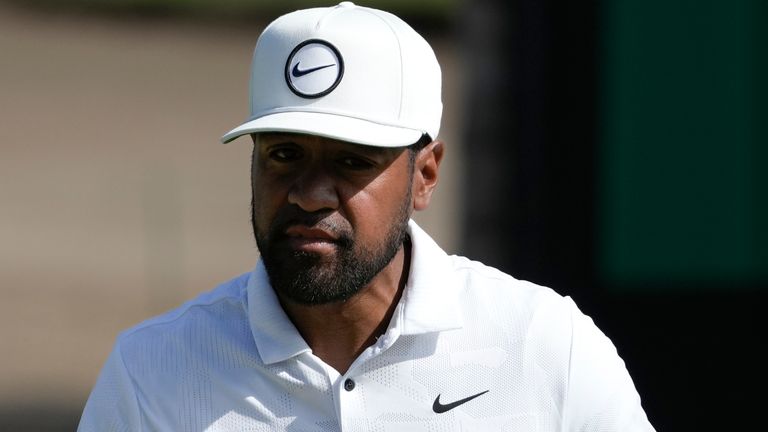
left=251, top=133, right=414, bottom=305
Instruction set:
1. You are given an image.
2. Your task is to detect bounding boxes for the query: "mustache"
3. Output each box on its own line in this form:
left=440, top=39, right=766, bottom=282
left=267, top=206, right=353, bottom=246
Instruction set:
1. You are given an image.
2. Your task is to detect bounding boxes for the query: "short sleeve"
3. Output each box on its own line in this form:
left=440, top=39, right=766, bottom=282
left=78, top=341, right=142, bottom=432
left=562, top=297, right=655, bottom=432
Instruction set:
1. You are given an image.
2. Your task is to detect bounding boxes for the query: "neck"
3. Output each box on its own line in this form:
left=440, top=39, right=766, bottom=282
left=278, top=240, right=411, bottom=375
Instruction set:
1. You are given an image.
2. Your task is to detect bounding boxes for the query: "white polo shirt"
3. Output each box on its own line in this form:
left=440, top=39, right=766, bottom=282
left=78, top=221, right=655, bottom=431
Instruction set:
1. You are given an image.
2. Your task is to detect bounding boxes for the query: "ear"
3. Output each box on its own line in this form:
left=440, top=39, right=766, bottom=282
left=412, top=140, right=445, bottom=211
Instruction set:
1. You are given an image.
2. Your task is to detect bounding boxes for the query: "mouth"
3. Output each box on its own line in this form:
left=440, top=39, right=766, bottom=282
left=283, top=225, right=340, bottom=253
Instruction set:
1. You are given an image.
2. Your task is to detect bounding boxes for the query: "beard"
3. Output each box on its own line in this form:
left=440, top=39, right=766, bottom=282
left=252, top=190, right=412, bottom=306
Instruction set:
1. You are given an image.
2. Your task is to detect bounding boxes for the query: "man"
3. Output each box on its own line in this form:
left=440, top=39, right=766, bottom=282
left=79, top=2, right=655, bottom=431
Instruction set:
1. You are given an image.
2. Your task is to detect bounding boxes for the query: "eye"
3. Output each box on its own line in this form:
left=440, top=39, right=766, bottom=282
left=337, top=156, right=374, bottom=170
left=268, top=145, right=303, bottom=162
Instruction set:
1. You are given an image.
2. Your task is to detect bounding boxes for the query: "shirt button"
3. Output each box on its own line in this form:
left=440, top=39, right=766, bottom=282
left=344, top=378, right=356, bottom=391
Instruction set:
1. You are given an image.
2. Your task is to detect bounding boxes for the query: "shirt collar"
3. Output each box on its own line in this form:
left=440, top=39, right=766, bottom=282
left=246, top=219, right=463, bottom=365
left=397, top=219, right=463, bottom=335
left=246, top=261, right=311, bottom=365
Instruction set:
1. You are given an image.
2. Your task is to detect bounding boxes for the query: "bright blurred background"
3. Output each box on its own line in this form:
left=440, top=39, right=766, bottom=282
left=1, top=0, right=765, bottom=430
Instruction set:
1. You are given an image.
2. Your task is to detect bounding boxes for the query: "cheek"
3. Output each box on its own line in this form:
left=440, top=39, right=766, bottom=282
left=342, top=173, right=411, bottom=235
left=251, top=178, right=285, bottom=232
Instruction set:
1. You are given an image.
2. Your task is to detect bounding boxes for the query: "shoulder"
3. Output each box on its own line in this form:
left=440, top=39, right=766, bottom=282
left=113, top=272, right=252, bottom=359
left=79, top=272, right=256, bottom=430
left=447, top=254, right=569, bottom=316
left=446, top=254, right=585, bottom=364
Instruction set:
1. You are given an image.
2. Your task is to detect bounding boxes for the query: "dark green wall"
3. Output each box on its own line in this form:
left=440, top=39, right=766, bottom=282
left=599, top=0, right=768, bottom=289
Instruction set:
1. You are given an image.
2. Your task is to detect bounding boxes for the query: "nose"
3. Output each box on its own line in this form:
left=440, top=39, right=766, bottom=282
left=287, top=166, right=340, bottom=212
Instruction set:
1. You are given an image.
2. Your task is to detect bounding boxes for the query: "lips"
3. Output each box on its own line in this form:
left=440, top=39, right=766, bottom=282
left=285, top=226, right=338, bottom=241
left=283, top=225, right=339, bottom=252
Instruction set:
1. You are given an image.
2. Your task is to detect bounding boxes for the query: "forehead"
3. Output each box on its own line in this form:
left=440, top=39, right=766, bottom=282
left=253, top=132, right=403, bottom=156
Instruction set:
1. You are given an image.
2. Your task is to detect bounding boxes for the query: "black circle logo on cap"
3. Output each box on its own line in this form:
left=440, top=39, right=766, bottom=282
left=285, top=39, right=344, bottom=99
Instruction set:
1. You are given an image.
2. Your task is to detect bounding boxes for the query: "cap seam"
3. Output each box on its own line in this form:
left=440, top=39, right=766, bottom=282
left=362, top=10, right=405, bottom=121
left=315, top=3, right=340, bottom=30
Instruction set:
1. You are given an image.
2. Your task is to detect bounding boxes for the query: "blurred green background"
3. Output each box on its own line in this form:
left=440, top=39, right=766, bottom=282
left=600, top=0, right=768, bottom=289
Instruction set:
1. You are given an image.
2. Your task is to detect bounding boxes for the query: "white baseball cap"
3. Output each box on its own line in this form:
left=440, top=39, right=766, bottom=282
left=220, top=1, right=442, bottom=147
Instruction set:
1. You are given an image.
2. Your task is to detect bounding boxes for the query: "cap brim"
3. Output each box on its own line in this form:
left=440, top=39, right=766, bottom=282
left=220, top=111, right=424, bottom=148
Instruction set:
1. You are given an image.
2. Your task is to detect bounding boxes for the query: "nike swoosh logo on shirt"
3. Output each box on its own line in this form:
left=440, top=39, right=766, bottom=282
left=432, top=390, right=489, bottom=414
left=291, top=62, right=335, bottom=78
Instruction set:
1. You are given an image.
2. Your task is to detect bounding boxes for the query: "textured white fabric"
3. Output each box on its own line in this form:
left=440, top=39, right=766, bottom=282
left=78, top=221, right=655, bottom=431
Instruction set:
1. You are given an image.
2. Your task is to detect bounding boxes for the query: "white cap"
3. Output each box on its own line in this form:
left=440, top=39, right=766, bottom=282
left=221, top=1, right=442, bottom=147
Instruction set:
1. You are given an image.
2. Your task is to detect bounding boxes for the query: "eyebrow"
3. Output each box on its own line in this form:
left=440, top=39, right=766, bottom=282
left=344, top=144, right=397, bottom=155
left=253, top=133, right=296, bottom=144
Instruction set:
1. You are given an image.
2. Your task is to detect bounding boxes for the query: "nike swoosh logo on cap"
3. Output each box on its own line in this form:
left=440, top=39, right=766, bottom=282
left=432, top=390, right=489, bottom=414
left=292, top=62, right=335, bottom=78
